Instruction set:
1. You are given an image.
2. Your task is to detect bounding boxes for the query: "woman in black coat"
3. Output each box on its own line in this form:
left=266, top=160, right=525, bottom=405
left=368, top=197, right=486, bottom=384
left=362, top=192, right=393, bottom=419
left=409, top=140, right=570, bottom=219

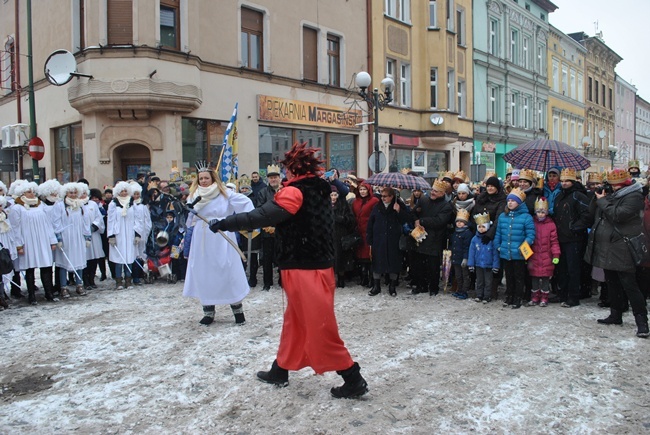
left=331, top=186, right=356, bottom=288
left=366, top=187, right=411, bottom=297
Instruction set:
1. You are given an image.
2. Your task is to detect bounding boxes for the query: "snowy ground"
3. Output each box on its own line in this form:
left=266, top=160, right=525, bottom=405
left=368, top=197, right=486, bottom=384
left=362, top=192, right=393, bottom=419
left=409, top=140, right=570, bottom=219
left=1, top=275, right=649, bottom=434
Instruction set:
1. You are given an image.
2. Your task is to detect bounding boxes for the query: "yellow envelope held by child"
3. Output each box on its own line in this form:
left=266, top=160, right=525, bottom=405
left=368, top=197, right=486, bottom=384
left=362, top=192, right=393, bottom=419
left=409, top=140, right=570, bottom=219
left=519, top=240, right=534, bottom=260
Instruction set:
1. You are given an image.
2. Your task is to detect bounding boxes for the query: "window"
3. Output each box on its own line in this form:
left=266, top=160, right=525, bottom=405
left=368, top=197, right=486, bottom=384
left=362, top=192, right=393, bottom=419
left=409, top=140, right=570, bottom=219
left=386, top=59, right=396, bottom=96
left=609, top=87, right=612, bottom=110
left=327, top=34, right=340, bottom=87
left=561, top=65, right=568, bottom=95
left=522, top=36, right=529, bottom=69
left=552, top=59, right=559, bottom=92
left=457, top=80, right=465, bottom=117
left=578, top=73, right=584, bottom=102
left=602, top=84, right=606, bottom=107
left=553, top=116, right=559, bottom=139
left=430, top=68, right=438, bottom=108
left=588, top=77, right=593, bottom=101
left=429, top=0, right=437, bottom=27
left=1, top=39, right=16, bottom=93
left=447, top=69, right=455, bottom=111
left=537, top=44, right=544, bottom=74
left=241, top=7, right=263, bottom=71
left=160, top=0, right=179, bottom=49
left=578, top=123, right=584, bottom=143
left=570, top=69, right=576, bottom=99
left=107, top=0, right=133, bottom=45
left=400, top=64, right=411, bottom=107
left=446, top=0, right=455, bottom=31
left=386, top=0, right=396, bottom=17
left=511, top=92, right=518, bottom=127
left=389, top=148, right=447, bottom=175
left=523, top=95, right=530, bottom=129
left=570, top=121, right=576, bottom=147
left=510, top=29, right=518, bottom=64
left=182, top=118, right=228, bottom=175
left=386, top=0, right=410, bottom=22
left=456, top=7, right=465, bottom=45
left=489, top=86, right=498, bottom=123
left=562, top=118, right=568, bottom=143
left=302, top=27, right=318, bottom=82
left=538, top=101, right=546, bottom=130
left=489, top=19, right=498, bottom=56
left=54, top=124, right=84, bottom=184
left=73, top=0, right=85, bottom=51
left=595, top=80, right=599, bottom=104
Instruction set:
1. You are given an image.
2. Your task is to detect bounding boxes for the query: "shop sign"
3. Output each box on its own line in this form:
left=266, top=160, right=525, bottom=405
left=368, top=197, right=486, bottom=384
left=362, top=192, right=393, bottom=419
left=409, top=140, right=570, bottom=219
left=258, top=95, right=361, bottom=130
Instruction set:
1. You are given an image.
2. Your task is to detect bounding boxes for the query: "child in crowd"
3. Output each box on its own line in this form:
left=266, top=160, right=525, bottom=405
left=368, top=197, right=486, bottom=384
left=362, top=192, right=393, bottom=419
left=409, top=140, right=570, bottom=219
left=468, top=212, right=500, bottom=303
left=494, top=188, right=535, bottom=309
left=451, top=209, right=473, bottom=300
left=527, top=197, right=560, bottom=307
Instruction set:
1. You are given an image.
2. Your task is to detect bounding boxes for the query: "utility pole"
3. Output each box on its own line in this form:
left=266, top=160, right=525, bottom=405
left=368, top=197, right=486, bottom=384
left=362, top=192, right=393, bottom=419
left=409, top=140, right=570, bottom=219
left=26, top=0, right=39, bottom=183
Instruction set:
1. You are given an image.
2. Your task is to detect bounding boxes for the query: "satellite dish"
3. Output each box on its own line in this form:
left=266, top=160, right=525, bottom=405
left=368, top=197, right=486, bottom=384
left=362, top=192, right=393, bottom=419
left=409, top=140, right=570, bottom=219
left=430, top=114, right=444, bottom=125
left=598, top=130, right=606, bottom=139
left=44, top=50, right=77, bottom=86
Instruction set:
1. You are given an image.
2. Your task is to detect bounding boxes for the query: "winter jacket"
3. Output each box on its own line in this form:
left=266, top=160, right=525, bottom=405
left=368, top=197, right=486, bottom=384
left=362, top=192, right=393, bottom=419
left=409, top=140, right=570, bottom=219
left=451, top=227, right=473, bottom=265
left=473, top=190, right=507, bottom=243
left=468, top=232, right=500, bottom=269
left=412, top=195, right=454, bottom=256
left=543, top=181, right=561, bottom=215
left=367, top=198, right=411, bottom=274
left=642, top=195, right=650, bottom=268
left=255, top=184, right=280, bottom=238
left=523, top=187, right=544, bottom=216
left=527, top=216, right=561, bottom=277
left=351, top=186, right=380, bottom=260
left=584, top=182, right=644, bottom=273
left=553, top=182, right=591, bottom=243
left=494, top=203, right=536, bottom=261
left=332, top=198, right=356, bottom=273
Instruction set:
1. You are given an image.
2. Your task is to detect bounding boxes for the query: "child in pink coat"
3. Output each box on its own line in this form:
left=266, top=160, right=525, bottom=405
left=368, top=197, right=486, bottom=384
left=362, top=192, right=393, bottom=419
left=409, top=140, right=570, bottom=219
left=527, top=197, right=561, bottom=307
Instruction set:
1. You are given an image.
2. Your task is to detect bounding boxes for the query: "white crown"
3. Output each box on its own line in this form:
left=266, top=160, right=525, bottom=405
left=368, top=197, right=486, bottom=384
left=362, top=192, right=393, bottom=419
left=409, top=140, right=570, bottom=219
left=195, top=160, right=212, bottom=173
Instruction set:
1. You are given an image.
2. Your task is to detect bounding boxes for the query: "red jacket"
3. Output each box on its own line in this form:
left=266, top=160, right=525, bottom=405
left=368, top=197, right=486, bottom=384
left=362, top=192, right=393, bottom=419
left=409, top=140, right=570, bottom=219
left=527, top=216, right=561, bottom=277
left=352, top=185, right=379, bottom=260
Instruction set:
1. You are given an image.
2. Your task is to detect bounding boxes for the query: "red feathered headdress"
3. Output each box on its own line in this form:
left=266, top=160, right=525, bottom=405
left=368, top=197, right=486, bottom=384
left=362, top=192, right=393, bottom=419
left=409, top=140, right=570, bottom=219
left=280, top=142, right=325, bottom=176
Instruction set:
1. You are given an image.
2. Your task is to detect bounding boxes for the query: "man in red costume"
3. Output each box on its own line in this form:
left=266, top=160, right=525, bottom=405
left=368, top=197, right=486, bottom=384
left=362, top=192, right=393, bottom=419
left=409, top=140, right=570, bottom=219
left=209, top=142, right=368, bottom=398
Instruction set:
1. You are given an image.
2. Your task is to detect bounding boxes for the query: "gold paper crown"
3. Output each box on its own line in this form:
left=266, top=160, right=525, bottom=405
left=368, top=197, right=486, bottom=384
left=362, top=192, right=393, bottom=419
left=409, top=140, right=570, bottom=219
left=432, top=179, right=448, bottom=192
left=535, top=196, right=549, bottom=211
left=238, top=175, right=251, bottom=189
left=441, top=171, right=455, bottom=181
left=628, top=160, right=640, bottom=170
left=560, top=168, right=577, bottom=182
left=474, top=212, right=490, bottom=226
left=606, top=168, right=630, bottom=185
left=456, top=209, right=470, bottom=222
left=506, top=165, right=514, bottom=175
left=518, top=169, right=537, bottom=183
left=483, top=171, right=497, bottom=182
left=267, top=164, right=281, bottom=176
left=508, top=187, right=526, bottom=202
left=453, top=170, right=468, bottom=182
left=400, top=167, right=412, bottom=175
left=586, top=172, right=603, bottom=184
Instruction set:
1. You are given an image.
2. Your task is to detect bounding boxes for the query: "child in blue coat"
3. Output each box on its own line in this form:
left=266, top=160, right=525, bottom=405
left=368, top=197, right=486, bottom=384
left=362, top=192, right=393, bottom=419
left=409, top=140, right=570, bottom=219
left=494, top=188, right=536, bottom=308
left=468, top=212, right=500, bottom=303
left=451, top=209, right=474, bottom=299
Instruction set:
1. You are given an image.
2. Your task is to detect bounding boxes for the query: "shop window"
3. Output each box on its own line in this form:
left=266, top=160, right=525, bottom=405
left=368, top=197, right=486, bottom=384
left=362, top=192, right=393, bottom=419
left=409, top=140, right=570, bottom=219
left=389, top=148, right=447, bottom=174
left=181, top=118, right=228, bottom=177
left=54, top=124, right=83, bottom=184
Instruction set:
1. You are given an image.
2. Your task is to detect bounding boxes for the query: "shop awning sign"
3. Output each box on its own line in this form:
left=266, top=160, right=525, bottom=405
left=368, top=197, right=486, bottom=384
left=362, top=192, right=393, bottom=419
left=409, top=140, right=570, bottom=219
left=258, top=95, right=362, bottom=131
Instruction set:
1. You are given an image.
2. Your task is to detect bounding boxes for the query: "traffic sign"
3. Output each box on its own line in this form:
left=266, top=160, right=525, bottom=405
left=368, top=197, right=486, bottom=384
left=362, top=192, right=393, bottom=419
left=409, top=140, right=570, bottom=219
left=28, top=137, right=45, bottom=161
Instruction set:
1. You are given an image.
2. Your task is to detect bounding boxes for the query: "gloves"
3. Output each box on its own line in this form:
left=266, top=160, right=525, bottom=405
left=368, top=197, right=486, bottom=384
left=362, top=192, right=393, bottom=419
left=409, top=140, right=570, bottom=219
left=91, top=224, right=99, bottom=232
left=209, top=219, right=222, bottom=233
left=461, top=259, right=468, bottom=267
left=468, top=266, right=475, bottom=273
left=492, top=268, right=499, bottom=274
left=134, top=236, right=141, bottom=245
left=552, top=258, right=559, bottom=265
left=108, top=236, right=117, bottom=246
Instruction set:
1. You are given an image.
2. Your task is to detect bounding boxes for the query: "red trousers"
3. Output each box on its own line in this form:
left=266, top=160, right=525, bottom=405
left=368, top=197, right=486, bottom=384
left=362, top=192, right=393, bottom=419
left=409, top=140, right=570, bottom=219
left=276, top=268, right=354, bottom=374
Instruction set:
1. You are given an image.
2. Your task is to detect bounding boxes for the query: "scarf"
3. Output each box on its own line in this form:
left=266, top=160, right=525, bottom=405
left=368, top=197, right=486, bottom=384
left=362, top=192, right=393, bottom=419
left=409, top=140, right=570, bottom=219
left=0, top=211, right=10, bottom=233
left=546, top=180, right=558, bottom=190
left=133, top=198, right=142, bottom=205
left=116, top=195, right=131, bottom=216
left=46, top=194, right=59, bottom=203
left=611, top=180, right=642, bottom=199
left=454, top=197, right=475, bottom=213
left=20, top=196, right=38, bottom=209
left=191, top=183, right=221, bottom=212
left=65, top=197, right=84, bottom=211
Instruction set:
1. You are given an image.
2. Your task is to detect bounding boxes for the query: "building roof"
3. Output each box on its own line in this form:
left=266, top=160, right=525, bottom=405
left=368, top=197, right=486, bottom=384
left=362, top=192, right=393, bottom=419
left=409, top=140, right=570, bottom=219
left=532, top=0, right=559, bottom=13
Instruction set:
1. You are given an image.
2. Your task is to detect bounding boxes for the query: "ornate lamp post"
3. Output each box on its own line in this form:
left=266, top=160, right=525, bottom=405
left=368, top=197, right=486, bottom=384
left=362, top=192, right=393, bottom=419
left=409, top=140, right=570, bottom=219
left=608, top=145, right=618, bottom=169
left=355, top=72, right=395, bottom=174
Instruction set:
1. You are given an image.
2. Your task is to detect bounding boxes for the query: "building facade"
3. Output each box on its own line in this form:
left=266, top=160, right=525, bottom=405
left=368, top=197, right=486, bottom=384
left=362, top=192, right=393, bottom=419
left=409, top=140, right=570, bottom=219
left=635, top=96, right=650, bottom=170
left=0, top=0, right=369, bottom=186
left=614, top=75, right=636, bottom=169
left=473, top=0, right=557, bottom=177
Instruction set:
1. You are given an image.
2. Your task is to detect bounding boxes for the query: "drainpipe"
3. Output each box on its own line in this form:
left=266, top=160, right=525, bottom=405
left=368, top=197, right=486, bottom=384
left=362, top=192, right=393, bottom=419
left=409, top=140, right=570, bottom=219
left=365, top=0, right=374, bottom=171
left=26, top=0, right=39, bottom=183
left=15, top=0, right=23, bottom=177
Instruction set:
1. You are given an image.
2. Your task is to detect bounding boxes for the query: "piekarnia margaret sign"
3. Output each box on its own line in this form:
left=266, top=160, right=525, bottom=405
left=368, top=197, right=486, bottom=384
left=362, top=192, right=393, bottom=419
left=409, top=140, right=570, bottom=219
left=257, top=95, right=362, bottom=131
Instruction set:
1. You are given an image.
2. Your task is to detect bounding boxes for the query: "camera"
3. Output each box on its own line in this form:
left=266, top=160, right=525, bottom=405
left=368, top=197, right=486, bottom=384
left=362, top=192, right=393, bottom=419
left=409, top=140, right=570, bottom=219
left=596, top=183, right=613, bottom=195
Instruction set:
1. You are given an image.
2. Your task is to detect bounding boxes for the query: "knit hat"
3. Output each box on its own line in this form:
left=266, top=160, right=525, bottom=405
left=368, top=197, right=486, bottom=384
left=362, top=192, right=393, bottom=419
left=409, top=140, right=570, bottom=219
left=511, top=169, right=521, bottom=181
left=226, top=182, right=237, bottom=190
left=457, top=183, right=471, bottom=194
left=535, top=196, right=549, bottom=213
left=560, top=168, right=577, bottom=182
left=507, top=188, right=526, bottom=205
left=331, top=185, right=339, bottom=193
left=548, top=166, right=562, bottom=175
left=485, top=176, right=501, bottom=191
left=456, top=209, right=470, bottom=223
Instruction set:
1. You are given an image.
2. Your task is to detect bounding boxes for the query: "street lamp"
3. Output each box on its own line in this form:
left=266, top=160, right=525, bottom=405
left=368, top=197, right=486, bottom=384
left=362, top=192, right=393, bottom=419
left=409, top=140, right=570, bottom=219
left=355, top=71, right=395, bottom=174
left=608, top=145, right=618, bottom=168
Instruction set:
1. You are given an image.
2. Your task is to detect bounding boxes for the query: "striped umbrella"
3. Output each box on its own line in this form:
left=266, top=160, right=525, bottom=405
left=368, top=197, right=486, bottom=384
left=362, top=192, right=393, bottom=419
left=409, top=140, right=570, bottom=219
left=365, top=172, right=431, bottom=191
left=503, top=139, right=591, bottom=172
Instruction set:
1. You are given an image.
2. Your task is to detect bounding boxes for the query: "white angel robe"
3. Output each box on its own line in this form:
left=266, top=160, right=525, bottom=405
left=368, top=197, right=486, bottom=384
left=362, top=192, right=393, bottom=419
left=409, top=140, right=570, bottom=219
left=53, top=201, right=90, bottom=272
left=133, top=202, right=152, bottom=260
left=183, top=190, right=254, bottom=306
left=107, top=200, right=137, bottom=265
left=0, top=215, right=17, bottom=288
left=8, top=202, right=57, bottom=270
left=84, top=201, right=106, bottom=261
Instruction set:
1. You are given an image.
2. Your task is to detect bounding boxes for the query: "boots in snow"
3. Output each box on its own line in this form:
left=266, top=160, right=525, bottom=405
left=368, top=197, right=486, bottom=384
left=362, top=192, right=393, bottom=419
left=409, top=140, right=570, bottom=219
left=76, top=285, right=87, bottom=296
left=634, top=313, right=649, bottom=338
left=539, top=291, right=550, bottom=307
left=528, top=290, right=540, bottom=306
left=125, top=277, right=134, bottom=289
left=368, top=279, right=381, bottom=296
left=597, top=309, right=623, bottom=325
left=359, top=265, right=369, bottom=287
left=115, top=278, right=124, bottom=290
left=231, top=303, right=246, bottom=325
left=27, top=286, right=37, bottom=305
left=331, top=362, right=369, bottom=399
left=200, top=305, right=215, bottom=325
left=337, top=275, right=345, bottom=288
left=257, top=359, right=289, bottom=387
left=389, top=279, right=397, bottom=297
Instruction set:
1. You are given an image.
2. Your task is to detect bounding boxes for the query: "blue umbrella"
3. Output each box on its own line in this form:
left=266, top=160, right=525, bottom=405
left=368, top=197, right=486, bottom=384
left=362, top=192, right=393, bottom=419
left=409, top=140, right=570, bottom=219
left=503, top=139, right=591, bottom=172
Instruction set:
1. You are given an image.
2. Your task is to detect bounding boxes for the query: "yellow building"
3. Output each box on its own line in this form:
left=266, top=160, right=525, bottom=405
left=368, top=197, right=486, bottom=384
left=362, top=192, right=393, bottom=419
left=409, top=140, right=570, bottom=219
left=363, top=0, right=474, bottom=176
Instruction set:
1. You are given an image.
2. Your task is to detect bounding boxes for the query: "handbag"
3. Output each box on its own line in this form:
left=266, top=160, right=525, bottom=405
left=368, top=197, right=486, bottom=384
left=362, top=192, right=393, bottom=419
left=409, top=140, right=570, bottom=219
left=341, top=233, right=362, bottom=251
left=0, top=243, right=13, bottom=275
left=613, top=226, right=648, bottom=266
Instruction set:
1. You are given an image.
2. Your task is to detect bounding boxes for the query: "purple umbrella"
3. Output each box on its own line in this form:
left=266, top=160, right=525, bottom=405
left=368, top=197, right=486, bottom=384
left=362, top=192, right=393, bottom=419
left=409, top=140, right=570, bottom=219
left=503, top=139, right=591, bottom=172
left=365, top=172, right=431, bottom=191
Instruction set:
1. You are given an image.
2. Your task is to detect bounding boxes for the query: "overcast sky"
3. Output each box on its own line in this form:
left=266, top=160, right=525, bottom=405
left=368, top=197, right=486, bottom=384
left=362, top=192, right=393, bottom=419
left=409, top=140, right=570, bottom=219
left=549, top=0, right=648, bottom=99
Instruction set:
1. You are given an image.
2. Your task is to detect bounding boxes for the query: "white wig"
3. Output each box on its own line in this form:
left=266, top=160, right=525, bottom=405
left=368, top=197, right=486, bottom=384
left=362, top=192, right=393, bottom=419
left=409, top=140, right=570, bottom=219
left=37, top=179, right=62, bottom=198
left=61, top=182, right=83, bottom=197
left=128, top=180, right=143, bottom=194
left=14, top=181, right=39, bottom=197
left=0, top=195, right=6, bottom=208
left=77, top=182, right=90, bottom=197
left=0, top=180, right=7, bottom=194
left=113, top=181, right=132, bottom=196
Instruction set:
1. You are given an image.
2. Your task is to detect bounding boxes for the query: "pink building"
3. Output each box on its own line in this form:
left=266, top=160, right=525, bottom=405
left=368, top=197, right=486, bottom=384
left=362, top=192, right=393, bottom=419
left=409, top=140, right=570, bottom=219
left=615, top=75, right=636, bottom=167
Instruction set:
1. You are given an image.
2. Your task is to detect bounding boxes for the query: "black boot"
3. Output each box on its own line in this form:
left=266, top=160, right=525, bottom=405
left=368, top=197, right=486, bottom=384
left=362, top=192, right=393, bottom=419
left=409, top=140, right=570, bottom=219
left=200, top=305, right=215, bottom=325
left=389, top=280, right=397, bottom=297
left=331, top=362, right=368, bottom=399
left=231, top=303, right=246, bottom=325
left=634, top=313, right=649, bottom=338
left=597, top=309, right=623, bottom=325
left=368, top=279, right=381, bottom=296
left=359, top=265, right=369, bottom=287
left=256, top=359, right=289, bottom=387
left=27, top=286, right=37, bottom=305
left=337, top=274, right=345, bottom=288
left=10, top=272, right=23, bottom=299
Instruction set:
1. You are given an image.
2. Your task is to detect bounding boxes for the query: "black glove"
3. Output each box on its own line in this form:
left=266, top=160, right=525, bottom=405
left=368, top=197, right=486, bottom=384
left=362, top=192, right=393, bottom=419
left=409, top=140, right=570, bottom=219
left=481, top=234, right=493, bottom=244
left=209, top=219, right=222, bottom=233
left=91, top=224, right=99, bottom=232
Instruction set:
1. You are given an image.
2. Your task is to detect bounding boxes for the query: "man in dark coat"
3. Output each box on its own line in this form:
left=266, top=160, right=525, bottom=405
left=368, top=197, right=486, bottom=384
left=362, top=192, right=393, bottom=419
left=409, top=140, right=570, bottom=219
left=553, top=168, right=591, bottom=307
left=255, top=165, right=282, bottom=290
left=411, top=179, right=454, bottom=295
left=250, top=171, right=266, bottom=205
